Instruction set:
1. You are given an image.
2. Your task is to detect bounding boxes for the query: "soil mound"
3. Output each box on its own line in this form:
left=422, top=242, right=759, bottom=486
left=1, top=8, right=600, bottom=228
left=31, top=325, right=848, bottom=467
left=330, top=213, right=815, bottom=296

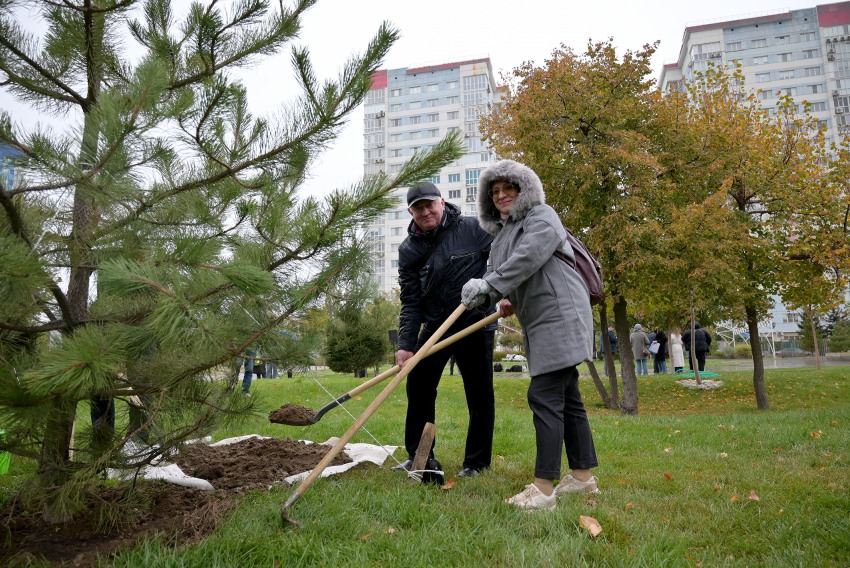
left=175, top=436, right=351, bottom=490
left=2, top=483, right=234, bottom=567
left=269, top=403, right=316, bottom=426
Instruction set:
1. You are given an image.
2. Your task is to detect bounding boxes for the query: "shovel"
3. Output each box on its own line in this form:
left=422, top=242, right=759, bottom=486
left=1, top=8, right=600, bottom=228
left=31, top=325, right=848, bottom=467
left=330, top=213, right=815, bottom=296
left=270, top=310, right=501, bottom=426
left=280, top=303, right=469, bottom=527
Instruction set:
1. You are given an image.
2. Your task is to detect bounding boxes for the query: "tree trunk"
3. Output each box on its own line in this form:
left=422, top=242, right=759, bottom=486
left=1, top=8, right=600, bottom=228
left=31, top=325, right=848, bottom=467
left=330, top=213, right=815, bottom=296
left=585, top=361, right=617, bottom=410
left=38, top=398, right=78, bottom=522
left=598, top=300, right=620, bottom=409
left=807, top=305, right=821, bottom=370
left=614, top=295, right=638, bottom=416
left=687, top=279, right=701, bottom=385
left=745, top=303, right=770, bottom=410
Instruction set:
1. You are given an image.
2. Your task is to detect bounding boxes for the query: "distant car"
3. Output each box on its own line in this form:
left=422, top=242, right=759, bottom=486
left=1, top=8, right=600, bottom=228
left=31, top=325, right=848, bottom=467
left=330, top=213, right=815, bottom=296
left=504, top=354, right=527, bottom=362
left=775, top=347, right=812, bottom=357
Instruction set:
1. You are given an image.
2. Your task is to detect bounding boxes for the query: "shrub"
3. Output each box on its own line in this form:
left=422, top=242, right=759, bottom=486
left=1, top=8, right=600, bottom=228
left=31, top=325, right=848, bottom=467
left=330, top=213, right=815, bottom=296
left=734, top=344, right=752, bottom=357
left=714, top=350, right=726, bottom=358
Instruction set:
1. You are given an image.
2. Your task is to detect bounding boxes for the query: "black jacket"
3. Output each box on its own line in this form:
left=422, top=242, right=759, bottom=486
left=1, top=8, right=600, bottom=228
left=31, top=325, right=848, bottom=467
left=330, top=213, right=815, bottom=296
left=397, top=203, right=496, bottom=352
left=654, top=329, right=668, bottom=360
left=682, top=324, right=712, bottom=353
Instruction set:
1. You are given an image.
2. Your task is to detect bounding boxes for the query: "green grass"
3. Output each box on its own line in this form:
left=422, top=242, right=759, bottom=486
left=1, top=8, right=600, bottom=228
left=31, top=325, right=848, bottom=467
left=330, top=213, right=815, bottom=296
left=4, top=367, right=850, bottom=567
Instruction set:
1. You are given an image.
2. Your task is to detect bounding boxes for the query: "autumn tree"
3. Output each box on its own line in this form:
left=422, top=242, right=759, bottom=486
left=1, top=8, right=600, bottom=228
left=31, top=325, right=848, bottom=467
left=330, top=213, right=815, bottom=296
left=0, top=0, right=463, bottom=520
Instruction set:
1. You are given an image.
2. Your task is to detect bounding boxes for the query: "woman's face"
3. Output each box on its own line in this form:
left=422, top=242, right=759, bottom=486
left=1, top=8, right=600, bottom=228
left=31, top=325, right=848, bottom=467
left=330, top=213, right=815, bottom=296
left=490, top=180, right=519, bottom=214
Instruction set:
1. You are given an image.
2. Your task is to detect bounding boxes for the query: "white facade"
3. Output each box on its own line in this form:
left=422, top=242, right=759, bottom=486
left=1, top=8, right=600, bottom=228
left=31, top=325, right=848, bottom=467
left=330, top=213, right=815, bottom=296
left=362, top=57, right=504, bottom=295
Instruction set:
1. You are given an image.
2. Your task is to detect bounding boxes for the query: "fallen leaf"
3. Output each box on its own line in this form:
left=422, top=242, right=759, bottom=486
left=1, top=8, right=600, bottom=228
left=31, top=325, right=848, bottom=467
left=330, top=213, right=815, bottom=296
left=664, top=473, right=673, bottom=480
left=718, top=424, right=725, bottom=429
left=355, top=396, right=362, bottom=400
left=662, top=517, right=670, bottom=523
left=441, top=478, right=455, bottom=490
left=811, top=432, right=821, bottom=439
left=731, top=495, right=739, bottom=502
left=720, top=453, right=728, bottom=458
left=714, top=484, right=722, bottom=492
left=779, top=509, right=784, bottom=515
left=663, top=446, right=671, bottom=453
left=626, top=503, right=634, bottom=509
left=619, top=480, right=626, bottom=485
left=674, top=430, right=681, bottom=434
left=586, top=499, right=597, bottom=506
left=778, top=457, right=785, bottom=462
left=579, top=515, right=603, bottom=537
left=360, top=534, right=370, bottom=540
left=749, top=490, right=761, bottom=502
left=384, top=528, right=396, bottom=534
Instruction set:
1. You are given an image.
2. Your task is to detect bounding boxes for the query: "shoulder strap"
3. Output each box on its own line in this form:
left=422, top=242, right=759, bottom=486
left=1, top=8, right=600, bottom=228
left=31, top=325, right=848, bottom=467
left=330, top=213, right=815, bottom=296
left=416, top=216, right=461, bottom=270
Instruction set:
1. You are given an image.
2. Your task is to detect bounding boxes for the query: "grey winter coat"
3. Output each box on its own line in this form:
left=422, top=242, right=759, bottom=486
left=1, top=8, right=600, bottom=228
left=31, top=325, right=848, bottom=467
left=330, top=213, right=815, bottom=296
left=474, top=159, right=594, bottom=376
left=630, top=331, right=650, bottom=360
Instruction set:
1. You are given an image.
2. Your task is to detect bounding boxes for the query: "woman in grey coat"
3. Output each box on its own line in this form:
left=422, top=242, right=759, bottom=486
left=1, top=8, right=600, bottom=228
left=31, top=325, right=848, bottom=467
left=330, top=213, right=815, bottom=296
left=630, top=324, right=650, bottom=375
left=461, top=159, right=599, bottom=511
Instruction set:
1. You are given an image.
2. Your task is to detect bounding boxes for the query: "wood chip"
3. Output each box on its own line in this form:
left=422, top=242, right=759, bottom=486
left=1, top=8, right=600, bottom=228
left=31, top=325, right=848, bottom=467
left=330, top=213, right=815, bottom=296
left=579, top=515, right=602, bottom=537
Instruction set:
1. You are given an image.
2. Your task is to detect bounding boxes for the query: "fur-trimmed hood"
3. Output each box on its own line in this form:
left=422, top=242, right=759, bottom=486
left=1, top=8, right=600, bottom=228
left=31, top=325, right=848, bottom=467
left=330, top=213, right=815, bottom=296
left=477, top=159, right=546, bottom=236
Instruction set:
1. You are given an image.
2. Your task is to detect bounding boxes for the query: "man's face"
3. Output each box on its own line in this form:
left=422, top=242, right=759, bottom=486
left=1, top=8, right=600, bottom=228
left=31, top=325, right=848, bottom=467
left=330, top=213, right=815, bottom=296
left=409, top=198, right=445, bottom=232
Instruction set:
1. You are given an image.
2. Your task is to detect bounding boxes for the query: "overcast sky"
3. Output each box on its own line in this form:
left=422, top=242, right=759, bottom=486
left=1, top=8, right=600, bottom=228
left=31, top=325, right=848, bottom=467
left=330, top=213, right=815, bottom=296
left=1, top=0, right=818, bottom=199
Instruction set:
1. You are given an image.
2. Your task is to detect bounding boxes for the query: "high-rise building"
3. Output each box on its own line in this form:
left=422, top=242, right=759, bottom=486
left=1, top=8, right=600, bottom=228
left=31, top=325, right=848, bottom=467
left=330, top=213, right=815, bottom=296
left=0, top=146, right=16, bottom=190
left=659, top=4, right=850, bottom=144
left=362, top=56, right=504, bottom=295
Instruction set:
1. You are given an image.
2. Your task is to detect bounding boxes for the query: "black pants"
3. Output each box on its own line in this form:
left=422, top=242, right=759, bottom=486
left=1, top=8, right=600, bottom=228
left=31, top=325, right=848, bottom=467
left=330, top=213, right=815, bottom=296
left=527, top=366, right=598, bottom=479
left=405, top=330, right=495, bottom=470
left=688, top=351, right=707, bottom=372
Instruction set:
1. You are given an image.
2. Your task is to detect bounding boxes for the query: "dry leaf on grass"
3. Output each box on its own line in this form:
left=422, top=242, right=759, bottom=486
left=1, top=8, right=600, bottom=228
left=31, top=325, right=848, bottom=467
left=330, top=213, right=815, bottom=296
left=811, top=432, right=821, bottom=439
left=626, top=503, right=634, bottom=509
left=441, top=478, right=455, bottom=490
left=720, top=453, right=728, bottom=458
left=360, top=534, right=370, bottom=540
left=384, top=528, right=396, bottom=534
left=714, top=484, right=722, bottom=492
left=749, top=490, right=761, bottom=501
left=663, top=446, right=671, bottom=453
left=579, top=515, right=603, bottom=537
left=355, top=396, right=362, bottom=400
left=664, top=473, right=673, bottom=480
left=730, top=495, right=739, bottom=502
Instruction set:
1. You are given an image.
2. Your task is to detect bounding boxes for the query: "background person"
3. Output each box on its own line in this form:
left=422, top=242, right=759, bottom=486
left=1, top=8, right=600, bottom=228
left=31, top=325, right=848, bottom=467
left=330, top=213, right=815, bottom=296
left=682, top=322, right=712, bottom=372
left=600, top=324, right=618, bottom=378
left=630, top=324, right=650, bottom=375
left=670, top=331, right=685, bottom=373
left=653, top=327, right=669, bottom=374
left=463, top=159, right=598, bottom=511
left=394, top=182, right=497, bottom=479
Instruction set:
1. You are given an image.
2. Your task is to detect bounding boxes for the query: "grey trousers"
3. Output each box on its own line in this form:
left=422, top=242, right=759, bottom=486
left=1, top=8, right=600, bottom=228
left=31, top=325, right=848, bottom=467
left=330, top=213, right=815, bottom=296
left=527, top=365, right=599, bottom=479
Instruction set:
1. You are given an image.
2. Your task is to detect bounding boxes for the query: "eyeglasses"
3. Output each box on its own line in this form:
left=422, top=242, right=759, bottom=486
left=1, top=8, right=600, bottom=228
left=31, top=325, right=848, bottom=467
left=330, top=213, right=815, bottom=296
left=488, top=183, right=518, bottom=198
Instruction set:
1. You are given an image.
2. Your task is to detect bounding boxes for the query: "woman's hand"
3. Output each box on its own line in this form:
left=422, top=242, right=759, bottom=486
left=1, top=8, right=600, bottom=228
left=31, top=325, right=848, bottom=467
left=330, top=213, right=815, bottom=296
left=461, top=278, right=492, bottom=309
left=499, top=299, right=515, bottom=318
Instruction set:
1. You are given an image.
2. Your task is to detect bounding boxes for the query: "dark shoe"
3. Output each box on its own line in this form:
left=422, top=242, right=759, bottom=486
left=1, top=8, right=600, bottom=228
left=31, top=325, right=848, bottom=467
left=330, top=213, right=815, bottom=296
left=391, top=458, right=413, bottom=472
left=457, top=467, right=487, bottom=479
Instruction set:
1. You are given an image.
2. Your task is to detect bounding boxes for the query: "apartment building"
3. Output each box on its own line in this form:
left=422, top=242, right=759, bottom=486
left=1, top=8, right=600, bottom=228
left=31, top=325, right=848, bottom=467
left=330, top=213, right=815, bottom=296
left=659, top=4, right=850, bottom=144
left=362, top=56, right=504, bottom=294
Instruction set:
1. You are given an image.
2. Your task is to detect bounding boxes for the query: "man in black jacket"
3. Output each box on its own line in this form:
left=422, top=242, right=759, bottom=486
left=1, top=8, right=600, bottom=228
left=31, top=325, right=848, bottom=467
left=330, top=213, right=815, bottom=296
left=392, top=182, right=497, bottom=479
left=682, top=322, right=712, bottom=372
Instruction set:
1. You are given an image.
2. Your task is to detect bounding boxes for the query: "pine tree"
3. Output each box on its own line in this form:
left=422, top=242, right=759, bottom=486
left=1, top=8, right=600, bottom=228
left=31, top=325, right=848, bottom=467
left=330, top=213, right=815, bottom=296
left=798, top=311, right=826, bottom=353
left=829, top=321, right=850, bottom=353
left=323, top=299, right=389, bottom=374
left=0, top=0, right=463, bottom=520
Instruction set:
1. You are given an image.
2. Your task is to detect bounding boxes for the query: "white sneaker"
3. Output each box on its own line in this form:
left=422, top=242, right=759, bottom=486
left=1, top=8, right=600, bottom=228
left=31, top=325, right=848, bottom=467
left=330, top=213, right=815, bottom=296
left=555, top=475, right=600, bottom=496
left=506, top=483, right=556, bottom=511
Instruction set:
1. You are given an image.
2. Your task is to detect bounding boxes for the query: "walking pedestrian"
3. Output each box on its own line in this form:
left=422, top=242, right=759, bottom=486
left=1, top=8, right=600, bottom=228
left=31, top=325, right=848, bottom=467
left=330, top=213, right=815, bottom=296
left=630, top=324, right=650, bottom=375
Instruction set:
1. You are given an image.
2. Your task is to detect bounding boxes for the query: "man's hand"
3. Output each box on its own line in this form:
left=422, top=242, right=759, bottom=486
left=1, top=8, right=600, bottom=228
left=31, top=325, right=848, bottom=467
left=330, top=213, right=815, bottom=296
left=397, top=350, right=414, bottom=367
left=461, top=278, right=492, bottom=309
left=499, top=299, right=515, bottom=318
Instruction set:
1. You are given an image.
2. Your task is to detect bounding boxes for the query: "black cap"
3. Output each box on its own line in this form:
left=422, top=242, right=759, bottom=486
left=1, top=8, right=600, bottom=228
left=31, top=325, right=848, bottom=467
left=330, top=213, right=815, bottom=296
left=406, top=182, right=441, bottom=207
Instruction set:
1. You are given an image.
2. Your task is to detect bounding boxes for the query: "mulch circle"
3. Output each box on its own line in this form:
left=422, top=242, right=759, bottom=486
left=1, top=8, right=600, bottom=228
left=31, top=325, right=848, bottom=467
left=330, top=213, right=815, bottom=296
left=2, top=436, right=352, bottom=566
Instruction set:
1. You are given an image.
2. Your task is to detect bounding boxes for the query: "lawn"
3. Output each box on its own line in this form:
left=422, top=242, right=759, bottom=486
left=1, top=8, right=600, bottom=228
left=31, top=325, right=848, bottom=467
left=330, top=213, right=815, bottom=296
left=3, top=366, right=849, bottom=567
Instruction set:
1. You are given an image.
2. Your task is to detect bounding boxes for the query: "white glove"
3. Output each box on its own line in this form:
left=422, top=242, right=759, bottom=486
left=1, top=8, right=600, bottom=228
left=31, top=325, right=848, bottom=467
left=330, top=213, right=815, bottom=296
left=461, top=278, right=492, bottom=310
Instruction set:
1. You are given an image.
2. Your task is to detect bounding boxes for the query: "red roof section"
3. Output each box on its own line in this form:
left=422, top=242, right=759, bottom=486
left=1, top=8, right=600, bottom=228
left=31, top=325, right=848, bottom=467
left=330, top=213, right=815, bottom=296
left=406, top=58, right=491, bottom=75
left=370, top=69, right=387, bottom=91
left=818, top=2, right=850, bottom=26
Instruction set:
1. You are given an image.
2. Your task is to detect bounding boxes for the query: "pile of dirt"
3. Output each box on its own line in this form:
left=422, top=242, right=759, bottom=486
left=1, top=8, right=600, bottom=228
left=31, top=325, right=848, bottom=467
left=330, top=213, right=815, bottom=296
left=269, top=403, right=316, bottom=426
left=174, top=436, right=351, bottom=490
left=2, top=483, right=235, bottom=567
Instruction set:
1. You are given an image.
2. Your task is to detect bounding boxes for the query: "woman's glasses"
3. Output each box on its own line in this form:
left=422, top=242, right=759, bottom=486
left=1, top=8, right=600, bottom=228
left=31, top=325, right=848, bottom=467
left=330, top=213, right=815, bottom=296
left=488, top=183, right=517, bottom=198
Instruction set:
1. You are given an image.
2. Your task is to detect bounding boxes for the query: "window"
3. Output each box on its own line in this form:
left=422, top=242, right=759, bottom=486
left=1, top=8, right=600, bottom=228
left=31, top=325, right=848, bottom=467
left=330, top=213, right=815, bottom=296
left=810, top=84, right=824, bottom=94
left=428, top=113, right=439, bottom=122
left=448, top=173, right=460, bottom=183
left=364, top=133, right=384, bottom=148
left=428, top=176, right=440, bottom=184
left=447, top=111, right=459, bottom=120
left=365, top=118, right=384, bottom=133
left=805, top=66, right=821, bottom=77
left=426, top=84, right=438, bottom=92
left=409, top=146, right=420, bottom=153
left=391, top=244, right=400, bottom=252
left=758, top=90, right=773, bottom=100
left=466, top=204, right=477, bottom=215
left=410, top=100, right=422, bottom=108
left=364, top=148, right=383, bottom=161
left=409, top=131, right=420, bottom=140
left=727, top=41, right=742, bottom=51
left=410, top=116, right=421, bottom=125
left=373, top=259, right=384, bottom=273
left=823, top=25, right=845, bottom=37
left=427, top=129, right=439, bottom=138
left=810, top=101, right=827, bottom=112
left=781, top=87, right=797, bottom=97
left=390, top=104, right=402, bottom=112
left=409, top=86, right=421, bottom=95
left=366, top=89, right=385, bottom=104
left=390, top=133, right=402, bottom=142
left=782, top=311, right=802, bottom=324
left=446, top=80, right=458, bottom=89
left=389, top=149, right=402, bottom=157
left=464, top=107, right=481, bottom=121
left=466, top=137, right=487, bottom=152
left=756, top=73, right=771, bottom=83
left=391, top=227, right=403, bottom=236
left=464, top=91, right=487, bottom=106
left=427, top=99, right=438, bottom=107
left=390, top=89, right=402, bottom=97
left=690, top=41, right=721, bottom=59
left=815, top=119, right=828, bottom=131
left=391, top=260, right=399, bottom=268
left=463, top=75, right=487, bottom=91
left=800, top=32, right=817, bottom=42
left=803, top=49, right=818, bottom=59
left=465, top=169, right=481, bottom=186
left=775, top=36, right=789, bottom=45
left=751, top=39, right=767, bottom=48
left=390, top=118, right=402, bottom=127
left=779, top=70, right=794, bottom=80
left=446, top=96, right=459, bottom=105
left=447, top=126, right=460, bottom=133
left=466, top=186, right=477, bottom=200
left=753, top=56, right=768, bottom=65
left=388, top=163, right=403, bottom=173
left=448, top=189, right=461, bottom=199
left=365, top=103, right=385, bottom=116
left=778, top=53, right=791, bottom=63
left=478, top=152, right=489, bottom=162
left=387, top=210, right=411, bottom=220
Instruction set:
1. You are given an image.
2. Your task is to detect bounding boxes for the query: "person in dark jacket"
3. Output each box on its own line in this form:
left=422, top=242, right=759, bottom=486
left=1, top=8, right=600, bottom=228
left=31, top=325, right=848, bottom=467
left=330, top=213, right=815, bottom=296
left=647, top=329, right=658, bottom=373
left=652, top=328, right=668, bottom=374
left=682, top=322, right=712, bottom=372
left=600, top=324, right=617, bottom=378
left=463, top=160, right=598, bottom=511
left=393, top=182, right=497, bottom=479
